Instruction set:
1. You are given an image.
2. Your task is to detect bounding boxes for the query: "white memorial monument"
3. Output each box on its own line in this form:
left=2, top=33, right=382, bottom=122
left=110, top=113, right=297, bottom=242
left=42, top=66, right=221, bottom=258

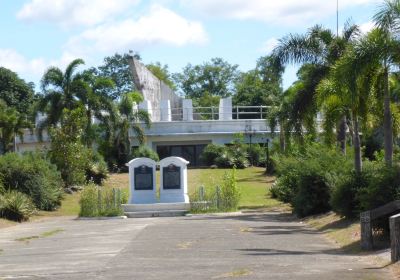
left=159, top=157, right=190, bottom=203
left=126, top=158, right=157, bottom=204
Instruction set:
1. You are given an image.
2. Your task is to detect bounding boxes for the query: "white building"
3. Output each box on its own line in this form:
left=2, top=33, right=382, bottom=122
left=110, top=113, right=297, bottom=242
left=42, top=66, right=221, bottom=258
left=15, top=57, right=275, bottom=166
left=128, top=57, right=273, bottom=166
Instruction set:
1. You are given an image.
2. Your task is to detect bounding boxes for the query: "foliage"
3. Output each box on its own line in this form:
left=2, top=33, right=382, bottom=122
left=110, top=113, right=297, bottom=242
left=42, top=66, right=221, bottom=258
left=0, top=67, right=35, bottom=114
left=233, top=55, right=283, bottom=107
left=200, top=144, right=225, bottom=166
left=48, top=107, right=92, bottom=186
left=173, top=57, right=239, bottom=99
left=93, top=52, right=141, bottom=99
left=331, top=162, right=400, bottom=218
left=79, top=184, right=123, bottom=217
left=0, top=191, right=36, bottom=222
left=272, top=143, right=352, bottom=217
left=247, top=144, right=266, bottom=166
left=86, top=152, right=108, bottom=185
left=146, top=62, right=176, bottom=90
left=132, top=145, right=159, bottom=162
left=0, top=101, right=32, bottom=153
left=190, top=169, right=241, bottom=213
left=0, top=152, right=63, bottom=210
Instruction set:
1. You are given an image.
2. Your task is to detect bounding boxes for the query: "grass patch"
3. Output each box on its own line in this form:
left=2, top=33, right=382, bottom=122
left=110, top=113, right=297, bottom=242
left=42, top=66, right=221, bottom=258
left=303, top=212, right=362, bottom=253
left=212, top=269, right=252, bottom=279
left=15, top=235, right=39, bottom=242
left=15, top=228, right=64, bottom=243
left=103, top=167, right=282, bottom=210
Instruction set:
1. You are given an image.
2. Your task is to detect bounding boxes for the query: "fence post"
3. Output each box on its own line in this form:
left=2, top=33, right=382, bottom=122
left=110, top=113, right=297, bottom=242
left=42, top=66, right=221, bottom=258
left=390, top=213, right=400, bottom=263
left=112, top=188, right=116, bottom=208
left=216, top=186, right=221, bottom=210
left=236, top=107, right=239, bottom=120
left=97, top=188, right=102, bottom=214
left=260, top=106, right=263, bottom=119
left=117, top=189, right=121, bottom=207
left=360, top=211, right=373, bottom=250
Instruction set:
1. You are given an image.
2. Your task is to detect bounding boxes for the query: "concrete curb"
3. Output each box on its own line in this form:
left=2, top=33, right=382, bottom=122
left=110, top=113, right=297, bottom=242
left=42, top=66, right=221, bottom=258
left=185, top=211, right=242, bottom=217
left=77, top=216, right=127, bottom=220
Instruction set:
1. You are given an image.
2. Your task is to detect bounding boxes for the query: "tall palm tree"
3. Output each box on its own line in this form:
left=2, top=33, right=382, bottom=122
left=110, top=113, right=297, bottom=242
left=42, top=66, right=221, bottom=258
left=37, top=59, right=86, bottom=132
left=272, top=23, right=359, bottom=152
left=373, top=0, right=400, bottom=165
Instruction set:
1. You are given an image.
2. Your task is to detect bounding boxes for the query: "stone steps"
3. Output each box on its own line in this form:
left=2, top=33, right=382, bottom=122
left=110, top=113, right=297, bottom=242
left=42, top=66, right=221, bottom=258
left=125, top=210, right=188, bottom=218
left=122, top=203, right=190, bottom=218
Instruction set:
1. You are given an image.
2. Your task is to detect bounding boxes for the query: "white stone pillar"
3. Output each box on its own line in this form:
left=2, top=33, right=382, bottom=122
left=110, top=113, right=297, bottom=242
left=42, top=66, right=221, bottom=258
left=182, top=99, right=193, bottom=121
left=160, top=100, right=172, bottom=122
left=126, top=158, right=157, bottom=204
left=159, top=157, right=190, bottom=203
left=219, top=97, right=232, bottom=120
left=138, top=100, right=153, bottom=121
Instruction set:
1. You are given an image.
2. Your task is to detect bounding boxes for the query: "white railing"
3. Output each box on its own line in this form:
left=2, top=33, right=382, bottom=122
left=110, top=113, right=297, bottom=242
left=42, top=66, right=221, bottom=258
left=148, top=105, right=271, bottom=121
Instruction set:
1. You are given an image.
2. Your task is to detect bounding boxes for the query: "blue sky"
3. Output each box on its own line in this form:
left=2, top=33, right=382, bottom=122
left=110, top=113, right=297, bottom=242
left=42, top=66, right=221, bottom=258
left=0, top=0, right=381, bottom=90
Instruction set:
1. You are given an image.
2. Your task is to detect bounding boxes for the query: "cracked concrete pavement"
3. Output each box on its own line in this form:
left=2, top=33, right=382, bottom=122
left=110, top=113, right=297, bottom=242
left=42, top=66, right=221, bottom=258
left=0, top=213, right=393, bottom=279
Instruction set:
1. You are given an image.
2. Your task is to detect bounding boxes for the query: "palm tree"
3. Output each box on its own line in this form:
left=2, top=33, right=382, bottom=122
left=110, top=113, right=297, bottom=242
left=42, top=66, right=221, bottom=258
left=318, top=35, right=379, bottom=173
left=272, top=23, right=359, bottom=152
left=373, top=0, right=400, bottom=165
left=37, top=59, right=86, bottom=132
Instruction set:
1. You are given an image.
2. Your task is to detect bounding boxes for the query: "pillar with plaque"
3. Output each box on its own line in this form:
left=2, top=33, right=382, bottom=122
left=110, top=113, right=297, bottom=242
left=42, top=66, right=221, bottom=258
left=126, top=158, right=157, bottom=204
left=159, top=157, right=190, bottom=203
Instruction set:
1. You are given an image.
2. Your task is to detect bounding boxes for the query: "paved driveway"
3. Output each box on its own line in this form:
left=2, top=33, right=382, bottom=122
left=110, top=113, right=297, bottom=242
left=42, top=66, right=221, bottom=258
left=0, top=213, right=392, bottom=279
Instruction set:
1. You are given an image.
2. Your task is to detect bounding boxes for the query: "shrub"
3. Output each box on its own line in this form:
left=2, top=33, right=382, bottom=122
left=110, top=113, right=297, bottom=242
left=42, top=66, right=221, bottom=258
left=132, top=146, right=159, bottom=162
left=201, top=144, right=224, bottom=166
left=273, top=143, right=352, bottom=217
left=0, top=152, right=63, bottom=210
left=86, top=152, right=108, bottom=185
left=0, top=191, right=36, bottom=222
left=220, top=168, right=241, bottom=211
left=79, top=184, right=124, bottom=217
left=48, top=107, right=92, bottom=186
left=247, top=144, right=266, bottom=166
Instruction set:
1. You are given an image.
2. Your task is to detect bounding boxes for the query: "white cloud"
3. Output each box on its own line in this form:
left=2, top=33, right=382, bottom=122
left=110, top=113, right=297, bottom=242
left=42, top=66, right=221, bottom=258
left=0, top=49, right=88, bottom=84
left=360, top=21, right=375, bottom=34
left=17, top=0, right=140, bottom=27
left=181, top=0, right=379, bottom=26
left=259, top=38, right=279, bottom=54
left=66, top=5, right=208, bottom=54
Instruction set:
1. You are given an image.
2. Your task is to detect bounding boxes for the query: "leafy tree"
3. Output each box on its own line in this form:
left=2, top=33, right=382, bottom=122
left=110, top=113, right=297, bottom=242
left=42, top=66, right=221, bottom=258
left=98, top=91, right=151, bottom=169
left=272, top=23, right=359, bottom=151
left=146, top=62, right=176, bottom=90
left=94, top=52, right=141, bottom=100
left=173, top=57, right=240, bottom=99
left=48, top=107, right=91, bottom=186
left=0, top=101, right=31, bottom=153
left=0, top=67, right=35, bottom=114
left=372, top=0, right=400, bottom=165
left=37, top=58, right=86, bottom=131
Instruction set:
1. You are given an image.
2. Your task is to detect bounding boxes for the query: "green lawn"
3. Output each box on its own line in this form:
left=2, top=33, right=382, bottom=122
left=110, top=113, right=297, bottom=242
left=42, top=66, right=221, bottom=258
left=33, top=167, right=282, bottom=218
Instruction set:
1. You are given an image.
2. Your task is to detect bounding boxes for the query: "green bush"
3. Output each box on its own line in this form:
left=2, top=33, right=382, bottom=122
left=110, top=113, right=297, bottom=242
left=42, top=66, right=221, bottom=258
left=132, top=146, right=159, bottom=162
left=79, top=184, right=124, bottom=217
left=0, top=152, right=63, bottom=210
left=273, top=143, right=352, bottom=217
left=86, top=152, right=108, bottom=185
left=0, top=191, right=36, bottom=222
left=201, top=144, right=224, bottom=166
left=247, top=144, right=266, bottom=166
left=331, top=162, right=400, bottom=218
left=220, top=168, right=241, bottom=211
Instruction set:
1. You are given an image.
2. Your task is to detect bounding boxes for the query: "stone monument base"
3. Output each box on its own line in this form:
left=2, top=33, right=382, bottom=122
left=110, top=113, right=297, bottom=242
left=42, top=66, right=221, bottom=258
left=122, top=202, right=190, bottom=218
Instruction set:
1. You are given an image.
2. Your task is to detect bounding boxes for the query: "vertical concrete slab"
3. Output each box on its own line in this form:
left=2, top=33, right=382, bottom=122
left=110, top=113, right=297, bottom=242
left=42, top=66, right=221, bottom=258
left=159, top=157, right=190, bottom=203
left=182, top=99, right=193, bottom=121
left=160, top=100, right=172, bottom=122
left=139, top=100, right=153, bottom=121
left=126, top=158, right=157, bottom=204
left=219, top=97, right=232, bottom=120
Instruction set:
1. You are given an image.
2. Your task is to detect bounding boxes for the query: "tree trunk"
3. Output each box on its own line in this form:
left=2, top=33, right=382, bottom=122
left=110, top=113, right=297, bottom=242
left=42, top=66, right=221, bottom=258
left=353, top=113, right=362, bottom=173
left=337, top=115, right=347, bottom=155
left=383, top=66, right=393, bottom=166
